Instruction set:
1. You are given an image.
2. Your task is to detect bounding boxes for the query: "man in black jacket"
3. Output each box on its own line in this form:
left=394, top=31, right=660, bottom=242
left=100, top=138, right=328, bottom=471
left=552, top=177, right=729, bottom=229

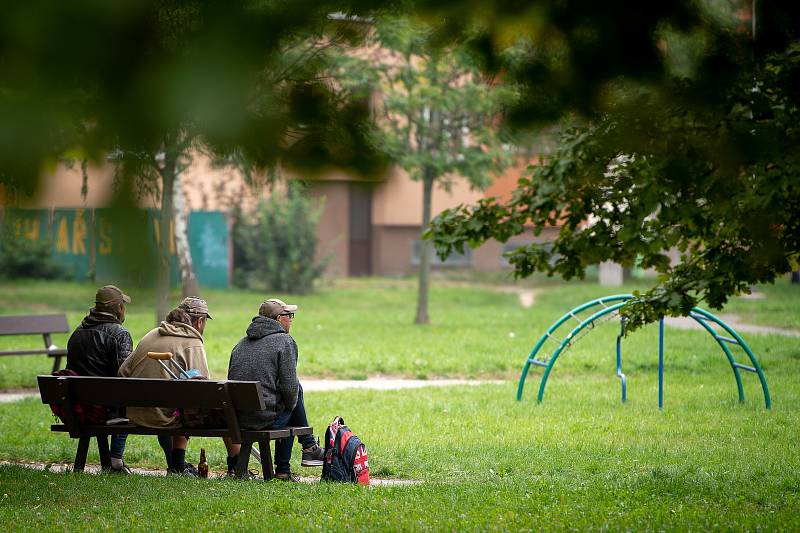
left=226, top=298, right=323, bottom=481
left=66, top=285, right=133, bottom=472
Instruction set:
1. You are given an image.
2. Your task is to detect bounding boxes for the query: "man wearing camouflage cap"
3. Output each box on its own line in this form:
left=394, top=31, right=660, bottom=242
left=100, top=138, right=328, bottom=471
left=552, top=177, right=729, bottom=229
left=66, top=285, right=134, bottom=473
left=226, top=298, right=323, bottom=481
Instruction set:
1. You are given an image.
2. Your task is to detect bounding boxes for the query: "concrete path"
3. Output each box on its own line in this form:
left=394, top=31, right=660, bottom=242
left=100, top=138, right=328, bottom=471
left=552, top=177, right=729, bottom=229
left=490, top=286, right=538, bottom=308
left=0, top=460, right=419, bottom=486
left=664, top=314, right=800, bottom=338
left=0, top=378, right=503, bottom=404
left=301, top=378, right=503, bottom=392
left=0, top=391, right=37, bottom=404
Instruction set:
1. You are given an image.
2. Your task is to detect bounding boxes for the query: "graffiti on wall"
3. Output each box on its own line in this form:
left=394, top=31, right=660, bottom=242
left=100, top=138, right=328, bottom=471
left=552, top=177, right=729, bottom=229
left=2, top=208, right=228, bottom=288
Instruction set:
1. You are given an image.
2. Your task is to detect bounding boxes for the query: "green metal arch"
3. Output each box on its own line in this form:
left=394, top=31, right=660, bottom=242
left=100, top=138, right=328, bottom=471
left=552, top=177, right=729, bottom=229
left=517, top=294, right=771, bottom=408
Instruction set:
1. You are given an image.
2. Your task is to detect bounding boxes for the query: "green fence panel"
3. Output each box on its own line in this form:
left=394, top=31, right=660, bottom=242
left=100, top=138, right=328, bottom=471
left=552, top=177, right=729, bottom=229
left=2, top=207, right=228, bottom=288
left=3, top=208, right=49, bottom=242
left=51, top=208, right=92, bottom=280
left=188, top=211, right=229, bottom=288
left=93, top=208, right=176, bottom=287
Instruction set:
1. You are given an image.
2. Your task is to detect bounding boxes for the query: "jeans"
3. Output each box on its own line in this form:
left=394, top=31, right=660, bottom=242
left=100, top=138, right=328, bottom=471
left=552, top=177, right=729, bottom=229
left=269, top=385, right=315, bottom=474
left=110, top=434, right=127, bottom=459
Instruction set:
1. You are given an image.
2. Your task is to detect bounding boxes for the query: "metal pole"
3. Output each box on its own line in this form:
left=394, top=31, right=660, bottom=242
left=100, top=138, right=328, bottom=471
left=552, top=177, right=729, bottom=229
left=168, top=358, right=193, bottom=379
left=658, top=317, right=664, bottom=409
left=616, top=319, right=627, bottom=403
left=156, top=359, right=180, bottom=380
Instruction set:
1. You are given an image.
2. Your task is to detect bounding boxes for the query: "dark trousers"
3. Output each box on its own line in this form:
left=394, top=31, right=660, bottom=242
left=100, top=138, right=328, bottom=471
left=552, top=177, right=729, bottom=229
left=158, top=435, right=173, bottom=470
left=269, top=385, right=315, bottom=474
left=110, top=434, right=127, bottom=459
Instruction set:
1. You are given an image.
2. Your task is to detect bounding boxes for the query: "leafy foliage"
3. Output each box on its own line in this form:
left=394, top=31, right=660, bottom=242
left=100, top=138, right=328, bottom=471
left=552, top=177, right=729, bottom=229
left=0, top=1, right=393, bottom=196
left=233, top=182, right=327, bottom=294
left=428, top=4, right=800, bottom=330
left=429, top=2, right=800, bottom=329
left=0, top=225, right=64, bottom=280
left=336, top=17, right=517, bottom=190
left=334, top=15, right=516, bottom=323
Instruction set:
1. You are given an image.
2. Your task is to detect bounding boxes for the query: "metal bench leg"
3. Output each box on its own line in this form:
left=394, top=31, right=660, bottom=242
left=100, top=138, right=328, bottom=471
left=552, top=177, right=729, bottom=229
left=235, top=441, right=253, bottom=478
left=97, top=435, right=111, bottom=470
left=74, top=437, right=90, bottom=472
left=51, top=355, right=62, bottom=373
left=257, top=439, right=274, bottom=481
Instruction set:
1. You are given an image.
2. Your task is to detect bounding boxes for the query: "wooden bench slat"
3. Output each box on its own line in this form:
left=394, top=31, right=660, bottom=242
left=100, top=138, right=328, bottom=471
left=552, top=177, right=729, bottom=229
left=38, top=376, right=266, bottom=411
left=0, top=348, right=67, bottom=357
left=50, top=424, right=293, bottom=440
left=0, top=314, right=70, bottom=335
left=39, top=375, right=308, bottom=479
left=0, top=314, right=69, bottom=372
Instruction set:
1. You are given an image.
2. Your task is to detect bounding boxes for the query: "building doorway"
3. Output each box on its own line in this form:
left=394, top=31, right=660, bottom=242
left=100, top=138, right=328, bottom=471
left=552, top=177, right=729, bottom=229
left=348, top=184, right=372, bottom=276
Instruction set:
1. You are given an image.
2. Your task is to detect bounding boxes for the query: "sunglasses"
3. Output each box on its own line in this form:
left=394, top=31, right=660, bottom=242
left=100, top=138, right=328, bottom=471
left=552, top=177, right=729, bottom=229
left=278, top=312, right=295, bottom=319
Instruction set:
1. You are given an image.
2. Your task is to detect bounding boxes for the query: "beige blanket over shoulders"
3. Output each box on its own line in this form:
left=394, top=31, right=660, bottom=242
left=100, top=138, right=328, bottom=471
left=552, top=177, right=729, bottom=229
left=118, top=321, right=210, bottom=428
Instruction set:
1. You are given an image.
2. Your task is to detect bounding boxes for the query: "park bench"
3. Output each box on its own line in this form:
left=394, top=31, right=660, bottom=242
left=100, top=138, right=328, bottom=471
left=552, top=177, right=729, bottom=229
left=37, top=375, right=312, bottom=480
left=0, top=314, right=70, bottom=373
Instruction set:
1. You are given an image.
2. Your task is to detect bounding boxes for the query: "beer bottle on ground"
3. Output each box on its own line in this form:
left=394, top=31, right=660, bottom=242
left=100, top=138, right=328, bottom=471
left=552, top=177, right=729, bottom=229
left=198, top=448, right=209, bottom=478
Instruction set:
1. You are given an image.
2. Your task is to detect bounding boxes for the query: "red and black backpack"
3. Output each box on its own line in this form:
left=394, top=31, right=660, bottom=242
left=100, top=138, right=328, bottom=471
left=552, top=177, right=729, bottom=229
left=320, top=416, right=370, bottom=485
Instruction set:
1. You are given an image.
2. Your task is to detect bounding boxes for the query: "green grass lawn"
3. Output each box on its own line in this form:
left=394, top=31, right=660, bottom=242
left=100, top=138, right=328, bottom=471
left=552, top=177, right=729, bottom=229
left=1, top=277, right=798, bottom=389
left=0, top=277, right=798, bottom=530
left=1, top=375, right=799, bottom=530
left=719, top=282, right=800, bottom=329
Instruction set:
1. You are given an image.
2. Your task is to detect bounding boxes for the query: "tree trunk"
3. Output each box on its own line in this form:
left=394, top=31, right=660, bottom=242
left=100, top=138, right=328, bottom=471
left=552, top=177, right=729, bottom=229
left=415, top=167, right=435, bottom=325
left=172, top=173, right=200, bottom=297
left=156, top=146, right=175, bottom=325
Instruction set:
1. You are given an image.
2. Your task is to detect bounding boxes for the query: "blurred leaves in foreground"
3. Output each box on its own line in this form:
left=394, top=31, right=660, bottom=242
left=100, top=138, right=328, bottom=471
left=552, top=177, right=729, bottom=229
left=0, top=0, right=393, bottom=198
left=425, top=1, right=800, bottom=329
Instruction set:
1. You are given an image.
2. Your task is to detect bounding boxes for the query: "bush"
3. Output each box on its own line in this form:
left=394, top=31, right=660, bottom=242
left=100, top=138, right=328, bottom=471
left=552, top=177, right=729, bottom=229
left=0, top=224, right=65, bottom=280
left=233, top=182, right=328, bottom=293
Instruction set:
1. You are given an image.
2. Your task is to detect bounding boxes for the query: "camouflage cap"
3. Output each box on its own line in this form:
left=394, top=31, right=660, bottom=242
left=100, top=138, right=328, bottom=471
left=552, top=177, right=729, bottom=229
left=259, top=298, right=298, bottom=318
left=95, top=285, right=131, bottom=305
left=179, top=296, right=213, bottom=320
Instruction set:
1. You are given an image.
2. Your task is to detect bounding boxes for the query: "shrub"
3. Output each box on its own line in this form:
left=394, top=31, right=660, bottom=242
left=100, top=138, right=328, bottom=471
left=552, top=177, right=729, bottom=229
left=233, top=182, right=328, bottom=293
left=0, top=223, right=65, bottom=280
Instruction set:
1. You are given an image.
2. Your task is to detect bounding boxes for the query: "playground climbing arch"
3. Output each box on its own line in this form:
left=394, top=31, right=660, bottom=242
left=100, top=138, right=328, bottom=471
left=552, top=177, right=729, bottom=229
left=517, top=294, right=771, bottom=409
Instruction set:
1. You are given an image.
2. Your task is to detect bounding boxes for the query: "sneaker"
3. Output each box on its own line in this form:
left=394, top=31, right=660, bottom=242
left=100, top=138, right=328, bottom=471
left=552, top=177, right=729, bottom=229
left=109, top=463, right=132, bottom=474
left=301, top=440, right=324, bottom=467
left=167, top=462, right=199, bottom=477
left=274, top=471, right=300, bottom=482
left=227, top=468, right=260, bottom=480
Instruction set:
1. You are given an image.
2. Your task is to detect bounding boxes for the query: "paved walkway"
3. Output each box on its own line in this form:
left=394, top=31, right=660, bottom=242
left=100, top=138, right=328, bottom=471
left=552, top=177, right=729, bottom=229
left=0, top=378, right=503, bottom=404
left=0, top=460, right=419, bottom=486
left=301, top=378, right=503, bottom=392
left=664, top=314, right=800, bottom=338
left=0, top=391, right=36, bottom=404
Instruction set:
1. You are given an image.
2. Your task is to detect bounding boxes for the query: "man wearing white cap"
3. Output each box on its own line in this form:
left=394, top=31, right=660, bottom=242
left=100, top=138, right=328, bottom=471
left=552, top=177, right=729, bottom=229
left=226, top=298, right=323, bottom=481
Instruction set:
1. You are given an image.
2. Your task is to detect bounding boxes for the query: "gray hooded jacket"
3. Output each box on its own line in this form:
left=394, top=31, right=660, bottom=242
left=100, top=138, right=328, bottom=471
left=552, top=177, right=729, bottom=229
left=228, top=316, right=299, bottom=429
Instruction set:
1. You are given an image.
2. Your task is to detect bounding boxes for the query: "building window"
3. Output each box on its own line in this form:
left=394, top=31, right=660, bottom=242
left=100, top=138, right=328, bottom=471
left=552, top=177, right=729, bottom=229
left=411, top=241, right=471, bottom=267
left=501, top=242, right=559, bottom=267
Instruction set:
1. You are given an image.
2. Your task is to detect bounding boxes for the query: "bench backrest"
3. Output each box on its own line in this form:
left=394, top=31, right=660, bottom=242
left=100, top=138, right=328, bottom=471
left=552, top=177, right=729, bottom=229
left=38, top=375, right=265, bottom=410
left=0, top=314, right=69, bottom=336
left=38, top=375, right=266, bottom=441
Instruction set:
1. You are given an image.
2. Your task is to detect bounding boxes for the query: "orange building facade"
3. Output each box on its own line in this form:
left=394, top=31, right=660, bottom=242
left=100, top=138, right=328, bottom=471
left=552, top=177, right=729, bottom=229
left=1, top=155, right=555, bottom=278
